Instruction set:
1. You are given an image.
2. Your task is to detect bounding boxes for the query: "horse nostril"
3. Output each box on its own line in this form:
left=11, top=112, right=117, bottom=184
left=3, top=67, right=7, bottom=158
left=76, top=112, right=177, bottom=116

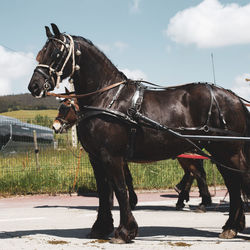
left=33, top=82, right=39, bottom=92
left=53, top=127, right=58, bottom=134
left=28, top=81, right=41, bottom=96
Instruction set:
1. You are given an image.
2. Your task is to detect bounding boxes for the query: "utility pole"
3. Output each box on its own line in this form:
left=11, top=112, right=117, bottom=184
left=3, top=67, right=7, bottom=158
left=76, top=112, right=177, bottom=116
left=211, top=53, right=216, bottom=84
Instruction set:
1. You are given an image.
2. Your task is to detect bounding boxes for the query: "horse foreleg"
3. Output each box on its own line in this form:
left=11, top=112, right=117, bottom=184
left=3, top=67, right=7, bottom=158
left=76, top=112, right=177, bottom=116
left=88, top=155, right=114, bottom=239
left=105, top=156, right=138, bottom=243
left=176, top=174, right=194, bottom=209
left=124, top=162, right=138, bottom=210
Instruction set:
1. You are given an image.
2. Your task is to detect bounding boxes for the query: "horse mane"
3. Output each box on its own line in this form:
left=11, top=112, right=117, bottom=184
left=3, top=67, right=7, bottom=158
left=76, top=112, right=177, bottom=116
left=73, top=35, right=127, bottom=80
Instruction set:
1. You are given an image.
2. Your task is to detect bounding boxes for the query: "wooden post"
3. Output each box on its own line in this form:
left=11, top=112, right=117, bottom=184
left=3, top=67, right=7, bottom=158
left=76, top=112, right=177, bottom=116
left=70, top=83, right=77, bottom=148
left=33, top=130, right=40, bottom=170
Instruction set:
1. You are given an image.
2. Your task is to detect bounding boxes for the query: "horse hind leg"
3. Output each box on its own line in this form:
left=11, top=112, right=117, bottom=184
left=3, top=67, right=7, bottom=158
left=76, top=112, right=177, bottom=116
left=106, top=162, right=138, bottom=211
left=219, top=178, right=245, bottom=239
left=193, top=160, right=212, bottom=212
left=241, top=148, right=250, bottom=199
left=124, top=162, right=138, bottom=210
left=176, top=158, right=211, bottom=211
left=112, top=160, right=138, bottom=243
left=211, top=150, right=246, bottom=239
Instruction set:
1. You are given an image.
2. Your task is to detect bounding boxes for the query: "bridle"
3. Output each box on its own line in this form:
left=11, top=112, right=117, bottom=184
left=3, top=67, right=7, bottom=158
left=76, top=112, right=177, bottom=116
left=34, top=30, right=128, bottom=100
left=34, top=33, right=80, bottom=97
left=55, top=100, right=78, bottom=132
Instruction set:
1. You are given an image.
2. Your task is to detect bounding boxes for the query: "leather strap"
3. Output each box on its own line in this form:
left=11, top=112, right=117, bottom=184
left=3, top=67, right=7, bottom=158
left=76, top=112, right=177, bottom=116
left=46, top=80, right=126, bottom=99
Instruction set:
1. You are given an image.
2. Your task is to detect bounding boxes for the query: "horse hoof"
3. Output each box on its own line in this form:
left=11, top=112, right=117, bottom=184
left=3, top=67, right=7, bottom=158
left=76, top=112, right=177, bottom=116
left=195, top=204, right=206, bottom=213
left=219, top=229, right=237, bottom=239
left=176, top=203, right=185, bottom=210
left=110, top=237, right=126, bottom=244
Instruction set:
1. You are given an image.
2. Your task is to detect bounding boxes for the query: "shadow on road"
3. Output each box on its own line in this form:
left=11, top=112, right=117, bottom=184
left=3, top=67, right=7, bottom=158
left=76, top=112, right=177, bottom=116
left=34, top=202, right=230, bottom=213
left=0, top=226, right=249, bottom=241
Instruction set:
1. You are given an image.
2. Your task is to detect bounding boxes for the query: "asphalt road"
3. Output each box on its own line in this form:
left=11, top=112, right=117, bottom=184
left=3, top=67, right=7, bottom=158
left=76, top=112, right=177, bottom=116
left=0, top=189, right=249, bottom=249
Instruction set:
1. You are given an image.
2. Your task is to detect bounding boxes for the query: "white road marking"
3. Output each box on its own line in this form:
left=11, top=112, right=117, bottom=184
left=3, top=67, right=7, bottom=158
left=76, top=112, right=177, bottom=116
left=0, top=217, right=45, bottom=222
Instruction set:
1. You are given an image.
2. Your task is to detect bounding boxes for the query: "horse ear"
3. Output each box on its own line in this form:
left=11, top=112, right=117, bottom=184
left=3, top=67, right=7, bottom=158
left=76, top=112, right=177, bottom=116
left=65, top=87, right=70, bottom=94
left=51, top=23, right=61, bottom=38
left=45, top=26, right=53, bottom=38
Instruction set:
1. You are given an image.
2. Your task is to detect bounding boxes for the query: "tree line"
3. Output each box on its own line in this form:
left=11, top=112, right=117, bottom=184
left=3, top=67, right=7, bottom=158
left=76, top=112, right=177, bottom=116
left=0, top=93, right=59, bottom=113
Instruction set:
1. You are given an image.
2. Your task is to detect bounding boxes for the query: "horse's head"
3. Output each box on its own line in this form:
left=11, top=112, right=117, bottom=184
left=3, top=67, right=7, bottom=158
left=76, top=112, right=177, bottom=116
left=28, top=23, right=80, bottom=98
left=53, top=98, right=79, bottom=134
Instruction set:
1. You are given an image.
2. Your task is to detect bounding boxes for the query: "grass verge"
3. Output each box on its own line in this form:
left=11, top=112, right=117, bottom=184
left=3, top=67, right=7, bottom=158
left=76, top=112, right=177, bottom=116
left=0, top=147, right=224, bottom=196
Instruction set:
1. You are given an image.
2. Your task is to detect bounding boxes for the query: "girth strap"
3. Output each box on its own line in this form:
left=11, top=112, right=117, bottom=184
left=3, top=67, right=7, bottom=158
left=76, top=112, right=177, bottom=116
left=77, top=106, right=139, bottom=160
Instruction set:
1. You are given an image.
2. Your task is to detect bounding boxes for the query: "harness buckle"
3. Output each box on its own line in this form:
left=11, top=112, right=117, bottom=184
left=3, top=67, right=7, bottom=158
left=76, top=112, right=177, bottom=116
left=203, top=125, right=209, bottom=133
left=44, top=80, right=51, bottom=90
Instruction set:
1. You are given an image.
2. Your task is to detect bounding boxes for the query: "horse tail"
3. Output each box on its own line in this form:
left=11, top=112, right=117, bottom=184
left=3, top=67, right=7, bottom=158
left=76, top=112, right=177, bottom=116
left=242, top=103, right=250, bottom=199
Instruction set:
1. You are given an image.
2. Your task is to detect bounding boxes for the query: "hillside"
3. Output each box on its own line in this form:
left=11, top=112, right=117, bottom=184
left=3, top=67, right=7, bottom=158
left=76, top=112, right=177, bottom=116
left=0, top=93, right=60, bottom=113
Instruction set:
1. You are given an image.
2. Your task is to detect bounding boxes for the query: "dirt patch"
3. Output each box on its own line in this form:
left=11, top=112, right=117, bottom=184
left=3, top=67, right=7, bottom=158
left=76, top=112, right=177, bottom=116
left=168, top=242, right=192, bottom=247
left=47, top=240, right=68, bottom=245
left=89, top=239, right=110, bottom=244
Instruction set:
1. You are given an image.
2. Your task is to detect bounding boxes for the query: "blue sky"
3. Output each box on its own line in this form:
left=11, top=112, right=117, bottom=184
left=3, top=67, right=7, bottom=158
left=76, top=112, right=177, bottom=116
left=1, top=0, right=250, bottom=99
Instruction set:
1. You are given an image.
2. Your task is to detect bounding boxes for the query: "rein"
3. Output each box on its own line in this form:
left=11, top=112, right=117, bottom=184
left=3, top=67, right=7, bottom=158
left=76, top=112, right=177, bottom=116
left=46, top=80, right=126, bottom=99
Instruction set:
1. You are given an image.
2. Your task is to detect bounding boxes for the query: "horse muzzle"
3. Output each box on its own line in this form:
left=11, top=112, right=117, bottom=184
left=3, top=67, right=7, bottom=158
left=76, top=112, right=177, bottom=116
left=28, top=68, right=55, bottom=98
left=28, top=80, right=44, bottom=98
left=52, top=120, right=64, bottom=134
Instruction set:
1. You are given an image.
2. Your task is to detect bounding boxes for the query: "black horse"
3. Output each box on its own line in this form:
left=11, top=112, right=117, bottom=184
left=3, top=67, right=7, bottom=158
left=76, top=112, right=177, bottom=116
left=53, top=98, right=138, bottom=210
left=53, top=98, right=211, bottom=210
left=28, top=24, right=250, bottom=243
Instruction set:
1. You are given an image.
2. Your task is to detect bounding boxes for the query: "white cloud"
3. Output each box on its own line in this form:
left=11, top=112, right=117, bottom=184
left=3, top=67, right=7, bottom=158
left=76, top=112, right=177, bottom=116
left=98, top=41, right=128, bottom=54
left=0, top=46, right=35, bottom=95
left=129, top=0, right=141, bottom=13
left=231, top=73, right=250, bottom=100
left=0, top=78, right=11, bottom=95
left=114, top=41, right=128, bottom=52
left=166, top=0, right=250, bottom=48
left=97, top=44, right=111, bottom=53
left=165, top=45, right=172, bottom=54
left=120, top=68, right=147, bottom=80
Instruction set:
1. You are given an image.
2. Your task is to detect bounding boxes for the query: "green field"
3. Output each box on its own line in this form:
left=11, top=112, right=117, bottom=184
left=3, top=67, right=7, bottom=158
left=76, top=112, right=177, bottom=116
left=0, top=109, right=58, bottom=121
